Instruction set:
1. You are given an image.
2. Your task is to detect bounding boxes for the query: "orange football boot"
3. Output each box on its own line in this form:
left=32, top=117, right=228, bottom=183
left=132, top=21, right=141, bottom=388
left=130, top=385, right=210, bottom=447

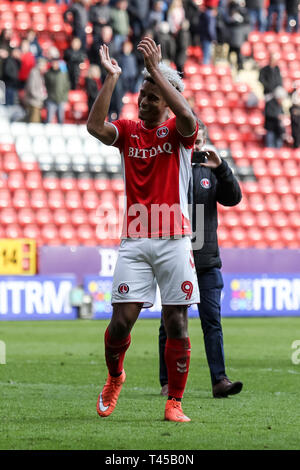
left=164, top=398, right=191, bottom=422
left=96, top=370, right=126, bottom=417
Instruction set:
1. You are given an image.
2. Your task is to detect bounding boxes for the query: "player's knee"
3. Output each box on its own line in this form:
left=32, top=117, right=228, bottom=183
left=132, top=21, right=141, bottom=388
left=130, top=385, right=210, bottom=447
left=163, top=306, right=188, bottom=338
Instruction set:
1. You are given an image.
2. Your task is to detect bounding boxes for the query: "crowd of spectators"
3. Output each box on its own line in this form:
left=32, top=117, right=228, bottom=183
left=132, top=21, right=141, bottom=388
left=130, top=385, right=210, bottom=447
left=0, top=0, right=299, bottom=147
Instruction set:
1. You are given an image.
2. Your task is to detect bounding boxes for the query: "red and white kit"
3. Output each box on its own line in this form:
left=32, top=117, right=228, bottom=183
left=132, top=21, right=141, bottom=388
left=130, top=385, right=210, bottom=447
left=110, top=117, right=200, bottom=306
left=111, top=116, right=198, bottom=238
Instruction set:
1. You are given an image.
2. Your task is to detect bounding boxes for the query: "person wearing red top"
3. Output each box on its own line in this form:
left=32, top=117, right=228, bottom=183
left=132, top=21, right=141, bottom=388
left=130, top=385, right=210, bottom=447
left=87, top=37, right=200, bottom=422
left=18, top=39, right=36, bottom=89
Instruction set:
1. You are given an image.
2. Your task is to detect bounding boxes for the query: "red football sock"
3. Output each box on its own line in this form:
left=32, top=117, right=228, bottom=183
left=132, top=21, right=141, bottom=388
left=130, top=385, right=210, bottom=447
left=165, top=337, right=191, bottom=399
left=104, top=328, right=131, bottom=377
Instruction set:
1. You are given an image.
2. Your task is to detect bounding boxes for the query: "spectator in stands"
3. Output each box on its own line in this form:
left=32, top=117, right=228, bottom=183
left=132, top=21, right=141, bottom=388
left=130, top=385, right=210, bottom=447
left=18, top=39, right=36, bottom=90
left=285, top=0, right=299, bottom=32
left=119, top=39, right=139, bottom=93
left=290, top=89, right=300, bottom=148
left=110, top=0, right=130, bottom=52
left=45, top=57, right=70, bottom=124
left=266, top=0, right=285, bottom=32
left=264, top=85, right=287, bottom=148
left=64, top=0, right=89, bottom=51
left=245, top=0, right=266, bottom=31
left=0, top=28, right=13, bottom=54
left=153, top=22, right=176, bottom=63
left=224, top=0, right=250, bottom=71
left=64, top=37, right=86, bottom=89
left=89, top=0, right=111, bottom=38
left=148, top=1, right=165, bottom=31
left=86, top=64, right=101, bottom=112
left=182, top=0, right=202, bottom=46
left=127, top=0, right=151, bottom=44
left=174, top=19, right=191, bottom=74
left=2, top=47, right=21, bottom=106
left=167, top=0, right=186, bottom=36
left=198, top=4, right=218, bottom=65
left=24, top=57, right=48, bottom=123
left=258, top=52, right=283, bottom=97
left=26, top=30, right=43, bottom=59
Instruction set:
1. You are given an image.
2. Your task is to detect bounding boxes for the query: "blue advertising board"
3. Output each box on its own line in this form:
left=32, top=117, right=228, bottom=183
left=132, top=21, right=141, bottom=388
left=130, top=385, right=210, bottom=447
left=222, top=273, right=300, bottom=317
left=0, top=275, right=77, bottom=320
left=84, top=273, right=300, bottom=319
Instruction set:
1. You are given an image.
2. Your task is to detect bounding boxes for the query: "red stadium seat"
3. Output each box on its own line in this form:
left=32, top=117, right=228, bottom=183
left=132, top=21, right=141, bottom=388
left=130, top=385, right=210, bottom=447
left=70, top=209, right=88, bottom=226
left=264, top=227, right=282, bottom=247
left=12, top=189, right=30, bottom=208
left=264, top=194, right=281, bottom=212
left=280, top=227, right=298, bottom=248
left=94, top=177, right=111, bottom=192
left=281, top=194, right=297, bottom=212
left=0, top=189, right=11, bottom=208
left=53, top=208, right=71, bottom=226
left=30, top=189, right=48, bottom=209
left=59, top=225, right=79, bottom=245
left=65, top=190, right=82, bottom=210
left=25, top=171, right=42, bottom=190
left=3, top=152, right=20, bottom=172
left=248, top=193, right=265, bottom=212
left=77, top=176, right=94, bottom=192
left=1, top=208, right=17, bottom=225
left=18, top=208, right=36, bottom=226
left=36, top=208, right=54, bottom=226
left=240, top=211, right=257, bottom=227
left=77, top=224, right=95, bottom=245
left=48, top=190, right=65, bottom=210
left=41, top=224, right=59, bottom=244
left=288, top=211, right=300, bottom=229
left=0, top=174, right=7, bottom=189
left=23, top=224, right=41, bottom=241
left=7, top=171, right=25, bottom=190
left=223, top=212, right=240, bottom=228
left=82, top=191, right=100, bottom=211
left=256, top=211, right=273, bottom=228
left=5, top=224, right=23, bottom=239
left=272, top=212, right=289, bottom=228
left=43, top=174, right=60, bottom=191
left=60, top=175, right=77, bottom=192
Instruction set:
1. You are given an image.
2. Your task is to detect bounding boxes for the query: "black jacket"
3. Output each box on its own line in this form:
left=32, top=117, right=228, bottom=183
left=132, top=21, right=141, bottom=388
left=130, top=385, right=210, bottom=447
left=191, top=158, right=242, bottom=274
left=258, top=65, right=282, bottom=95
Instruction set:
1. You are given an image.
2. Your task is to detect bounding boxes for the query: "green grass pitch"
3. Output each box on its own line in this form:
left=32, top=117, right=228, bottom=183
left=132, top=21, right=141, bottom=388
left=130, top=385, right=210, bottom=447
left=0, top=317, right=299, bottom=450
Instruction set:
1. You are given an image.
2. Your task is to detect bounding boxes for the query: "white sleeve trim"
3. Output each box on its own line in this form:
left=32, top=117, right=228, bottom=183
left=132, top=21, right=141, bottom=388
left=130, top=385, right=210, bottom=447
left=110, top=123, right=119, bottom=146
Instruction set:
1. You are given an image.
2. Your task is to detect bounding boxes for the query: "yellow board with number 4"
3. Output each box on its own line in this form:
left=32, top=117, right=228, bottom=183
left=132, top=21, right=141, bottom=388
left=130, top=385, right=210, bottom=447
left=0, top=239, right=37, bottom=275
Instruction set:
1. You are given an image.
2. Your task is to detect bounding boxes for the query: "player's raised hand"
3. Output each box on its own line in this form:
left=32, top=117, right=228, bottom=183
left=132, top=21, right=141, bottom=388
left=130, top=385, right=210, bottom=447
left=137, top=37, right=162, bottom=73
left=200, top=147, right=222, bottom=169
left=99, top=44, right=122, bottom=76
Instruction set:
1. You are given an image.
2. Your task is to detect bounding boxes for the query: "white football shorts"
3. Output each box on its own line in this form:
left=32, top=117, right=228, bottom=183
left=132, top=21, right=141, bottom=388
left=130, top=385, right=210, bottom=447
left=111, top=237, right=200, bottom=308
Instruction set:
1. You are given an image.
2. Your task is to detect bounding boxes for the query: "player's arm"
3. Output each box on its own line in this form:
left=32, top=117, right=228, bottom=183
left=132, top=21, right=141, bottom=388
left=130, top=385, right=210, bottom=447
left=87, top=45, right=121, bottom=145
left=137, top=37, right=196, bottom=137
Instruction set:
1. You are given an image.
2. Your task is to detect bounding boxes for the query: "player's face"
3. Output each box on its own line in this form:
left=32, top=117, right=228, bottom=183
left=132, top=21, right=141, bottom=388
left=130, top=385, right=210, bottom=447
left=138, top=80, right=168, bottom=125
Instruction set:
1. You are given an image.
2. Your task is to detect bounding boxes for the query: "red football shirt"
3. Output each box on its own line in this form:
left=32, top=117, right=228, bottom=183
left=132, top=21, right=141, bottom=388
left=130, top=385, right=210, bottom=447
left=111, top=116, right=198, bottom=238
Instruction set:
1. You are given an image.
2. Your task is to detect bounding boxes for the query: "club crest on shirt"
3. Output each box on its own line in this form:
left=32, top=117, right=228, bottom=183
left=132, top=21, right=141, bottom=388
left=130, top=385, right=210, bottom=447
left=200, top=178, right=211, bottom=189
left=118, top=283, right=129, bottom=294
left=156, top=126, right=169, bottom=138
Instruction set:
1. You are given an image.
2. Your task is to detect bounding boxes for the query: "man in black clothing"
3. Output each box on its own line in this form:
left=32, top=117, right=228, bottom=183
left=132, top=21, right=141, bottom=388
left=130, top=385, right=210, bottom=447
left=258, top=52, right=283, bottom=97
left=159, top=121, right=243, bottom=398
